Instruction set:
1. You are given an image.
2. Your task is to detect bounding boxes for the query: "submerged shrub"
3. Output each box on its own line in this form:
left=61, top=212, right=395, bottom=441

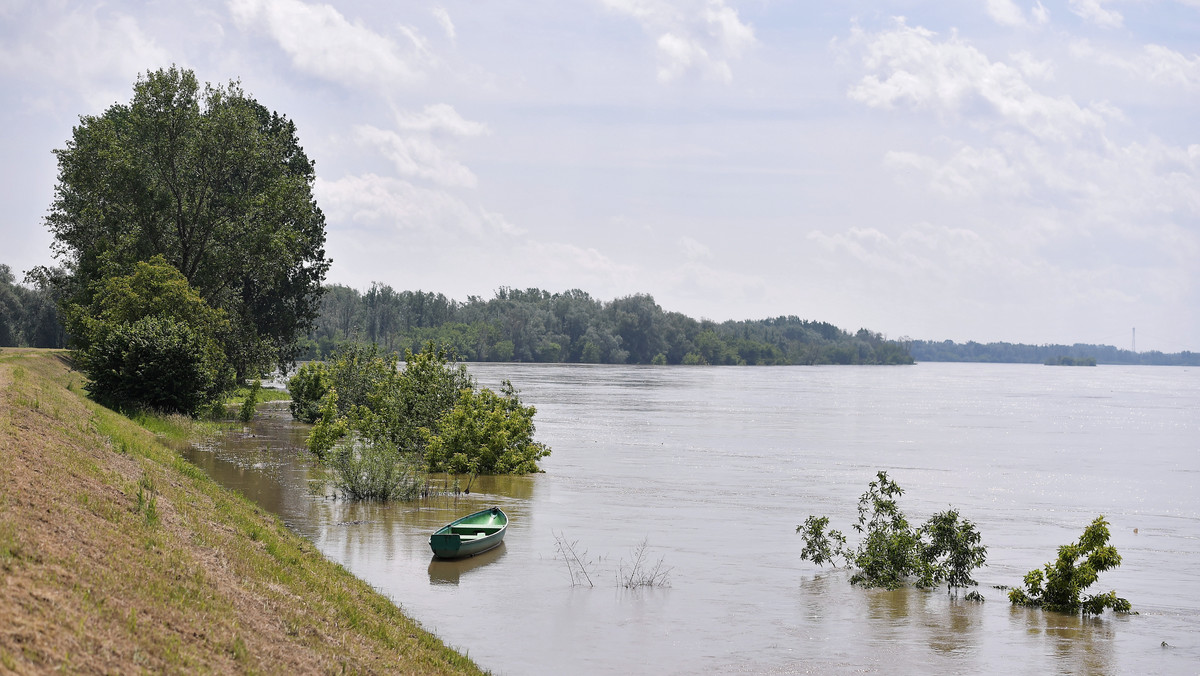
left=238, top=379, right=261, bottom=423
left=423, top=380, right=551, bottom=474
left=919, top=508, right=988, bottom=593
left=301, top=343, right=551, bottom=500
left=797, top=471, right=987, bottom=592
left=328, top=438, right=421, bottom=502
left=1009, top=516, right=1131, bottom=615
left=287, top=361, right=331, bottom=423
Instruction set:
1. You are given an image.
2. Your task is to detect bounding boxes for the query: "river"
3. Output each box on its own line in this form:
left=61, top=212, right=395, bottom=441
left=181, top=362, right=1199, bottom=675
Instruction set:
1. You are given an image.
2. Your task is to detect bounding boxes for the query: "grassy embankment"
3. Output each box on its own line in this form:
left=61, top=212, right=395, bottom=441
left=0, top=348, right=484, bottom=674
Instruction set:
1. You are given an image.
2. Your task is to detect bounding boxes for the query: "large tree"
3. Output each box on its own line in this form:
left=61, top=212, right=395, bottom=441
left=45, top=66, right=330, bottom=377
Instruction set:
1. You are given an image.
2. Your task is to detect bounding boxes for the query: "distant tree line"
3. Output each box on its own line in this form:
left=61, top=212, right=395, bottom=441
left=0, top=264, right=65, bottom=349
left=298, top=284, right=914, bottom=366
left=910, top=339, right=1199, bottom=366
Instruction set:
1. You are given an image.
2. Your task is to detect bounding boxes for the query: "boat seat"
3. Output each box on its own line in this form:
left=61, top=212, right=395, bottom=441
left=448, top=524, right=504, bottom=535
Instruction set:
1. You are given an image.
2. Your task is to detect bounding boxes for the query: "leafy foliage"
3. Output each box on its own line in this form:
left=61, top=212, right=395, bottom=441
left=298, top=342, right=550, bottom=495
left=0, top=264, right=65, bottom=348
left=67, top=257, right=232, bottom=414
left=83, top=315, right=226, bottom=415
left=911, top=338, right=1200, bottom=366
left=287, top=361, right=331, bottom=423
left=919, top=508, right=988, bottom=593
left=238, top=379, right=261, bottom=423
left=44, top=65, right=329, bottom=378
left=797, top=471, right=987, bottom=592
left=327, top=438, right=422, bottom=502
left=847, top=471, right=928, bottom=589
left=306, top=388, right=347, bottom=461
left=369, top=344, right=475, bottom=459
left=424, top=381, right=551, bottom=474
left=299, top=284, right=914, bottom=365
left=796, top=516, right=848, bottom=568
left=1009, top=516, right=1132, bottom=615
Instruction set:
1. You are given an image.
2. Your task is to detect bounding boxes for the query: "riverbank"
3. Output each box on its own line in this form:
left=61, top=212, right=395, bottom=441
left=0, top=348, right=483, bottom=674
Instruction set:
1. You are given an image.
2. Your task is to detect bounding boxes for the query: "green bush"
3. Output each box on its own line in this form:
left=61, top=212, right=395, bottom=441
left=369, top=344, right=475, bottom=458
left=238, top=379, right=261, bottom=422
left=83, top=315, right=226, bottom=415
left=797, top=471, right=987, bottom=592
left=287, top=361, right=331, bottom=423
left=1009, top=516, right=1131, bottom=615
left=846, top=471, right=928, bottom=589
left=67, top=256, right=233, bottom=415
left=919, top=508, right=988, bottom=593
left=302, top=342, right=551, bottom=500
left=424, top=381, right=551, bottom=474
left=328, top=438, right=421, bottom=501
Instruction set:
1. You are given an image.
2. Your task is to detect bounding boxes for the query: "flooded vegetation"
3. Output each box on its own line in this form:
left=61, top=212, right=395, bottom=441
left=184, top=363, right=1200, bottom=674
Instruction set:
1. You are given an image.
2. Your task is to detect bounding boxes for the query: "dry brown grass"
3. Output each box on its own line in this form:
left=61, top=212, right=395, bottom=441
left=0, top=348, right=484, bottom=675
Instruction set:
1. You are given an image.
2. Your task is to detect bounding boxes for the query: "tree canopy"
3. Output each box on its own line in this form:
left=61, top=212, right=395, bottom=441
left=43, top=66, right=329, bottom=377
left=0, top=264, right=65, bottom=349
left=299, top=284, right=915, bottom=366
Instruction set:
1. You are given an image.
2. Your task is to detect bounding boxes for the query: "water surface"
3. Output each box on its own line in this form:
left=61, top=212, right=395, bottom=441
left=184, top=363, right=1199, bottom=674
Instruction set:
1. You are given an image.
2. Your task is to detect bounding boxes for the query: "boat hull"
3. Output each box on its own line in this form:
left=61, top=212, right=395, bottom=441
left=429, top=507, right=508, bottom=560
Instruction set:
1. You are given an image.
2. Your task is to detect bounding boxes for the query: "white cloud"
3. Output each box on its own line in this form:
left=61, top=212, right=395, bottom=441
left=680, top=235, right=713, bottom=260
left=849, top=19, right=1106, bottom=141
left=885, top=144, right=1031, bottom=199
left=432, top=6, right=455, bottom=41
left=1010, top=50, right=1053, bottom=79
left=347, top=104, right=487, bottom=188
left=656, top=32, right=718, bottom=82
left=0, top=7, right=169, bottom=110
left=228, top=0, right=431, bottom=90
left=808, top=223, right=1002, bottom=282
left=843, top=16, right=1200, bottom=344
left=1067, top=0, right=1123, bottom=28
left=1032, top=1, right=1051, bottom=24
left=316, top=174, right=519, bottom=236
left=352, top=124, right=478, bottom=188
left=600, top=0, right=755, bottom=83
left=395, top=103, right=488, bottom=136
left=984, top=0, right=1027, bottom=27
left=518, top=241, right=637, bottom=283
left=1073, top=40, right=1200, bottom=89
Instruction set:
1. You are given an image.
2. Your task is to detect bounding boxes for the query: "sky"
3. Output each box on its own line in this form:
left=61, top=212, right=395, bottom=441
left=1, top=0, right=1198, bottom=353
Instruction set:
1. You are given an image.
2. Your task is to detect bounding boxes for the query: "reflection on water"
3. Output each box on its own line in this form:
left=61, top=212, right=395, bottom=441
left=180, top=365, right=1200, bottom=675
left=429, top=543, right=507, bottom=585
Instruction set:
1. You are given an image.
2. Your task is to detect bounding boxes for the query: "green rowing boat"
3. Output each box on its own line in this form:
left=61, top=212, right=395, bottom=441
left=429, top=507, right=508, bottom=559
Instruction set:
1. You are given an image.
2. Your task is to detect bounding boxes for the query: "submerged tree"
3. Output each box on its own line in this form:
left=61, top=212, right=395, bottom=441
left=919, top=508, right=988, bottom=594
left=1009, top=516, right=1132, bottom=615
left=423, top=380, right=551, bottom=474
left=796, top=471, right=987, bottom=593
left=299, top=342, right=552, bottom=497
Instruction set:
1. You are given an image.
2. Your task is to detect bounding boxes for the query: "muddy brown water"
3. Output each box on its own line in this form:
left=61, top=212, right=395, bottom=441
left=182, top=363, right=1199, bottom=674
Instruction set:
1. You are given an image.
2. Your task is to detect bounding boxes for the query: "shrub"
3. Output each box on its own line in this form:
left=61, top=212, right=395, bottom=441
left=423, top=381, right=551, bottom=474
left=238, top=379, right=261, bottom=422
left=369, top=343, right=475, bottom=458
left=1009, top=516, right=1131, bottom=615
left=919, top=508, right=988, bottom=593
left=797, top=471, right=987, bottom=592
left=83, top=315, right=226, bottom=415
left=327, top=438, right=421, bottom=501
left=302, top=342, right=551, bottom=500
left=68, top=256, right=232, bottom=414
left=287, top=361, right=331, bottom=423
